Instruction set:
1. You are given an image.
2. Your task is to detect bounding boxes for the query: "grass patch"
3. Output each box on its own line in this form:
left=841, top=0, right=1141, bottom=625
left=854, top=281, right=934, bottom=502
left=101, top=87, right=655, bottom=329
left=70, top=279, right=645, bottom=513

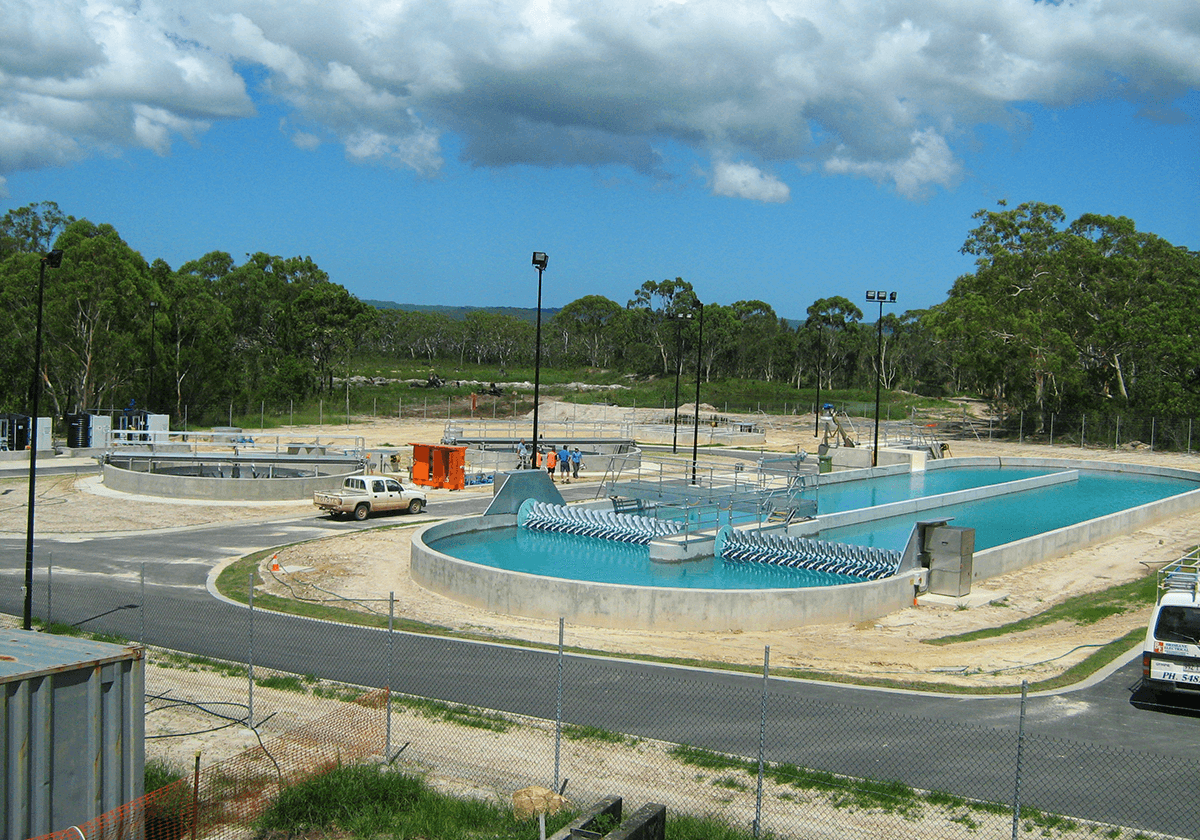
left=393, top=693, right=513, bottom=732
left=145, top=757, right=186, bottom=792
left=217, top=537, right=1148, bottom=697
left=254, top=764, right=577, bottom=840
left=925, top=574, right=1156, bottom=646
left=254, top=674, right=307, bottom=693
left=254, top=762, right=798, bottom=840
left=562, top=723, right=640, bottom=745
left=145, top=759, right=192, bottom=839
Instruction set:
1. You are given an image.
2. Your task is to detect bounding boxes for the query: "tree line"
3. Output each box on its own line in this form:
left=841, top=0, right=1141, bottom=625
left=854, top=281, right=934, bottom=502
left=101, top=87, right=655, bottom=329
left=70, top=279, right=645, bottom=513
left=1, top=200, right=1197, bottom=427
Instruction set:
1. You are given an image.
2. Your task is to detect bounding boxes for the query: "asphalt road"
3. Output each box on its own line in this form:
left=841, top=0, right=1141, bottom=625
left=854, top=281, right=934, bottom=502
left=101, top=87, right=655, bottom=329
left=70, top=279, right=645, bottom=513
left=2, top=484, right=1198, bottom=836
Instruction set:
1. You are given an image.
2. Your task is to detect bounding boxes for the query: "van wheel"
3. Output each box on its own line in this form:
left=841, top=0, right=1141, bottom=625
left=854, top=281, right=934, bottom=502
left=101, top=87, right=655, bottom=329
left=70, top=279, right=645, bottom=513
left=354, top=504, right=370, bottom=521
left=408, top=498, right=424, bottom=514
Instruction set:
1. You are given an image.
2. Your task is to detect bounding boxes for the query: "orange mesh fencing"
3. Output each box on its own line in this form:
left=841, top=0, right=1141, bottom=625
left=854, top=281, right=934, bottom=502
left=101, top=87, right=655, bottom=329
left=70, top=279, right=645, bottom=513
left=30, top=688, right=387, bottom=840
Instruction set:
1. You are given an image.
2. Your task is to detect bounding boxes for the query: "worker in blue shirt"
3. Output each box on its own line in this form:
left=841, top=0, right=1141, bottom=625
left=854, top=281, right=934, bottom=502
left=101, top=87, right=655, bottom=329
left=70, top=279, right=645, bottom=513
left=558, top=444, right=571, bottom=482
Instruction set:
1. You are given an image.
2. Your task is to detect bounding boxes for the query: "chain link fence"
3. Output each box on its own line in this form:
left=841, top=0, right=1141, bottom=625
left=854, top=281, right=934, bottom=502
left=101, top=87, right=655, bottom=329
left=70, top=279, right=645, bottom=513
left=22, top=563, right=1200, bottom=840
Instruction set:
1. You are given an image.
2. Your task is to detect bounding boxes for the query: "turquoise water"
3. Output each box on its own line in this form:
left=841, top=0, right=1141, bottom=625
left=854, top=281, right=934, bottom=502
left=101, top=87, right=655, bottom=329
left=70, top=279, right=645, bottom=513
left=428, top=467, right=1198, bottom=589
left=822, top=471, right=1193, bottom=551
left=803, top=466, right=1051, bottom=512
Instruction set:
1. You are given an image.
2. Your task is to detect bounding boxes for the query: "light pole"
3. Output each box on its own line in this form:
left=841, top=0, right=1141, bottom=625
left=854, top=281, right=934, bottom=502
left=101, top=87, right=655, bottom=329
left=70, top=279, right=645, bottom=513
left=147, top=299, right=159, bottom=412
left=25, top=248, right=63, bottom=630
left=531, top=252, right=548, bottom=463
left=865, top=290, right=896, bottom=468
left=690, top=299, right=704, bottom=484
left=671, top=312, right=693, bottom=453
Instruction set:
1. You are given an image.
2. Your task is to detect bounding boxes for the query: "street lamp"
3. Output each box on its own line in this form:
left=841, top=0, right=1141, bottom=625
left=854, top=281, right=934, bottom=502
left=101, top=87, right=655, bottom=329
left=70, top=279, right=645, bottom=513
left=865, top=290, right=897, bottom=468
left=25, top=248, right=63, bottom=630
left=690, top=299, right=704, bottom=484
left=531, top=252, right=548, bottom=464
left=671, top=312, right=693, bottom=453
left=147, top=299, right=159, bottom=412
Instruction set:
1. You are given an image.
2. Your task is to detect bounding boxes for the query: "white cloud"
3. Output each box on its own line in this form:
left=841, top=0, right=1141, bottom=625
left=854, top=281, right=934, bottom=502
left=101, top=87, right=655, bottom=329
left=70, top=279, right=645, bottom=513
left=825, top=128, right=961, bottom=199
left=711, top=159, right=790, bottom=203
left=1, top=0, right=1197, bottom=199
left=291, top=131, right=321, bottom=151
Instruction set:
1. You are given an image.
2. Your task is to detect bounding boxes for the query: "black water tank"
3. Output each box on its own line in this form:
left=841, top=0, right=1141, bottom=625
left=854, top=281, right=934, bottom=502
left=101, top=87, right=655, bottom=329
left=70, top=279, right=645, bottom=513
left=66, top=413, right=92, bottom=448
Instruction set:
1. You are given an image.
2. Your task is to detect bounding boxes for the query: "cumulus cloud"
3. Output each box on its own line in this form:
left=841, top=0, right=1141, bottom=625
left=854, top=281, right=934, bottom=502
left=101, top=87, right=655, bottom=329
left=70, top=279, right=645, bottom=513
left=1, top=0, right=1197, bottom=200
left=711, top=159, right=790, bottom=203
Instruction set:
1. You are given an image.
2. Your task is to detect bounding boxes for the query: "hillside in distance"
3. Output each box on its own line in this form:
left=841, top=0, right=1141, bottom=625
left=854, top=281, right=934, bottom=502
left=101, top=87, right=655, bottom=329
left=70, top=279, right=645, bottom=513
left=363, top=300, right=560, bottom=323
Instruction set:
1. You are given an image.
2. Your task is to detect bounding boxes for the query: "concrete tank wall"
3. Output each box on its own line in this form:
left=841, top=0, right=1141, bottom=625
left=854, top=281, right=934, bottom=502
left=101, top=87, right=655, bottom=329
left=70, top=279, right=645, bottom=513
left=102, top=462, right=356, bottom=501
left=411, top=517, right=918, bottom=632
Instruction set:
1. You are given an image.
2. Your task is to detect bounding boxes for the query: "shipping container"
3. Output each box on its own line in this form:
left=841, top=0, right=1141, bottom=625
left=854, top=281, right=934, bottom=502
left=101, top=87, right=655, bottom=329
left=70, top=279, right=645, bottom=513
left=1, top=630, right=144, bottom=840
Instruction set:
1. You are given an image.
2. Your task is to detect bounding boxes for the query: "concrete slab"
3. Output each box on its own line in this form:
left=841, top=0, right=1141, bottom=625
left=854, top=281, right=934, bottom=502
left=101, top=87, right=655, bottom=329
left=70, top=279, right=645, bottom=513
left=917, top=588, right=1010, bottom=609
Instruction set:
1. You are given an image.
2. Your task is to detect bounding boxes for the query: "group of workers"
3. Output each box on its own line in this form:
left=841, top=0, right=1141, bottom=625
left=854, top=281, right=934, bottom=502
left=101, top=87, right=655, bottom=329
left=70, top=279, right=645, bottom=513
left=516, top=440, right=583, bottom=482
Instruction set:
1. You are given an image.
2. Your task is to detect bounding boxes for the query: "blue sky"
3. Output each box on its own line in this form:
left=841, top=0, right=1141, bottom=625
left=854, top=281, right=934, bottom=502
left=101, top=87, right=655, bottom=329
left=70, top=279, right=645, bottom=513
left=2, top=1, right=1197, bottom=322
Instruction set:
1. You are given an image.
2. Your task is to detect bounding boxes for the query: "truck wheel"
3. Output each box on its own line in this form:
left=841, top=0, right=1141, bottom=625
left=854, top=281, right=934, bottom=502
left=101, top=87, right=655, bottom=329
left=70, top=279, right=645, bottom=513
left=354, top=504, right=370, bottom=521
left=408, top=498, right=424, bottom=514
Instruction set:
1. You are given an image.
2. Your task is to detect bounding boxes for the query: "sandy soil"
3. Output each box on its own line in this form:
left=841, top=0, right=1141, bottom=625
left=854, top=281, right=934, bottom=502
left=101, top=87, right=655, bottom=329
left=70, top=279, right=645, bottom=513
left=5, top=402, right=1198, bottom=691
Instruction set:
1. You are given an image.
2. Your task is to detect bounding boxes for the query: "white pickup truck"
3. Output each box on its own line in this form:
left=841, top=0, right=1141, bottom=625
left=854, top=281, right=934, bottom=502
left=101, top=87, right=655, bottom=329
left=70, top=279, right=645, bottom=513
left=314, top=476, right=427, bottom=521
left=1142, top=552, right=1200, bottom=695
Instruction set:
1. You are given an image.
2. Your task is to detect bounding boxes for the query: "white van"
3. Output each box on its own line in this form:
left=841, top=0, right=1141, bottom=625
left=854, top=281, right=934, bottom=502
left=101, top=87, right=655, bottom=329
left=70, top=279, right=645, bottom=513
left=1142, top=553, right=1200, bottom=694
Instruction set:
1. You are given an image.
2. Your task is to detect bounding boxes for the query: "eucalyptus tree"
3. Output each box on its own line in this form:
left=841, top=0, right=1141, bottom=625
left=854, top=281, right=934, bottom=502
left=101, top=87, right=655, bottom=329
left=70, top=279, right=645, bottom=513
left=547, top=295, right=625, bottom=368
left=627, top=277, right=699, bottom=375
left=39, top=219, right=157, bottom=414
left=156, top=258, right=234, bottom=420
left=728, top=300, right=783, bottom=380
left=0, top=201, right=73, bottom=255
left=804, top=296, right=863, bottom=391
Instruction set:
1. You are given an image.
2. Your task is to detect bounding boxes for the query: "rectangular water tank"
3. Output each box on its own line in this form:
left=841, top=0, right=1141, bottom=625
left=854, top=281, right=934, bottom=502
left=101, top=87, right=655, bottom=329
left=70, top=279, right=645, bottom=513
left=0, top=631, right=144, bottom=840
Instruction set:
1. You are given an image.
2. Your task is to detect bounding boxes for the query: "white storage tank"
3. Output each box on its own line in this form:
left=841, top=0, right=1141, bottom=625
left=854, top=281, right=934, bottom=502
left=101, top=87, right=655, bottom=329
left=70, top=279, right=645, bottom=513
left=1, top=630, right=144, bottom=840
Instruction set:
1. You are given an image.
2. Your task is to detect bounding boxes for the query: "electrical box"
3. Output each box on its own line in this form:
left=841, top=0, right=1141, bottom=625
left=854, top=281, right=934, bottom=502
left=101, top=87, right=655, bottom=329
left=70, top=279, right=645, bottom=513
left=925, top=525, right=975, bottom=597
left=33, top=416, right=52, bottom=451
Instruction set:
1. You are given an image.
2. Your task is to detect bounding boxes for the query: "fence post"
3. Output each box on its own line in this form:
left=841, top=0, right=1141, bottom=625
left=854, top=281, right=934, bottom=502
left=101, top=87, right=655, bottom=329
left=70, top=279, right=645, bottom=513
left=387, top=591, right=394, bottom=761
left=1019, top=410, right=1024, bottom=444
left=555, top=617, right=564, bottom=793
left=46, top=561, right=52, bottom=628
left=248, top=571, right=255, bottom=729
left=1011, top=680, right=1028, bottom=840
left=754, top=645, right=769, bottom=838
left=140, top=562, right=146, bottom=645
left=1081, top=414, right=1086, bottom=449
left=1049, top=414, right=1054, bottom=446
left=1115, top=415, right=1120, bottom=449
left=1151, top=417, right=1156, bottom=452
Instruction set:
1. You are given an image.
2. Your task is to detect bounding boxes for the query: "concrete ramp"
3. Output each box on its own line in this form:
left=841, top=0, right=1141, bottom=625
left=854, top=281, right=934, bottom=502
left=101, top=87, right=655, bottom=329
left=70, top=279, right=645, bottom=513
left=483, top=469, right=565, bottom=516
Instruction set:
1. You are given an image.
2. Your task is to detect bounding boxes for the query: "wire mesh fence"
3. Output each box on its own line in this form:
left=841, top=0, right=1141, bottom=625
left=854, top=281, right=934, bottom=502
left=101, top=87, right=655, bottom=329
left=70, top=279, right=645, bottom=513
left=21, top=563, right=1200, bottom=840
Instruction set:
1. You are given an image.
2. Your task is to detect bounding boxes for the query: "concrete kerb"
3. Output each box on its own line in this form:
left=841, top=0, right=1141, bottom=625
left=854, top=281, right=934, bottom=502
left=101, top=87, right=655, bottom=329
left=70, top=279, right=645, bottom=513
left=197, top=520, right=1139, bottom=699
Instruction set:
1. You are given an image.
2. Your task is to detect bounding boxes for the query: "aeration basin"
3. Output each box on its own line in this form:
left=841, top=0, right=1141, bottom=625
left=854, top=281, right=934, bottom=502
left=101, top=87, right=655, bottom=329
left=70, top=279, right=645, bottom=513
left=411, top=457, right=1200, bottom=631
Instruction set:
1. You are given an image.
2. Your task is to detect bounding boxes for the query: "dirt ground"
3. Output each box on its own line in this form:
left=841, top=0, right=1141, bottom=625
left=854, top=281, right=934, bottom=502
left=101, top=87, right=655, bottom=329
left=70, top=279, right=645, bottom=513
left=4, top=401, right=1198, bottom=691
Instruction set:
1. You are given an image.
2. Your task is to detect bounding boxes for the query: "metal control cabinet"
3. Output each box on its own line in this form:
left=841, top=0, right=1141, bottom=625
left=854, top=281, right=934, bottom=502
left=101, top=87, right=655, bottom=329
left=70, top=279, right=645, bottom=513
left=1, top=631, right=144, bottom=840
left=925, top=525, right=976, bottom=597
